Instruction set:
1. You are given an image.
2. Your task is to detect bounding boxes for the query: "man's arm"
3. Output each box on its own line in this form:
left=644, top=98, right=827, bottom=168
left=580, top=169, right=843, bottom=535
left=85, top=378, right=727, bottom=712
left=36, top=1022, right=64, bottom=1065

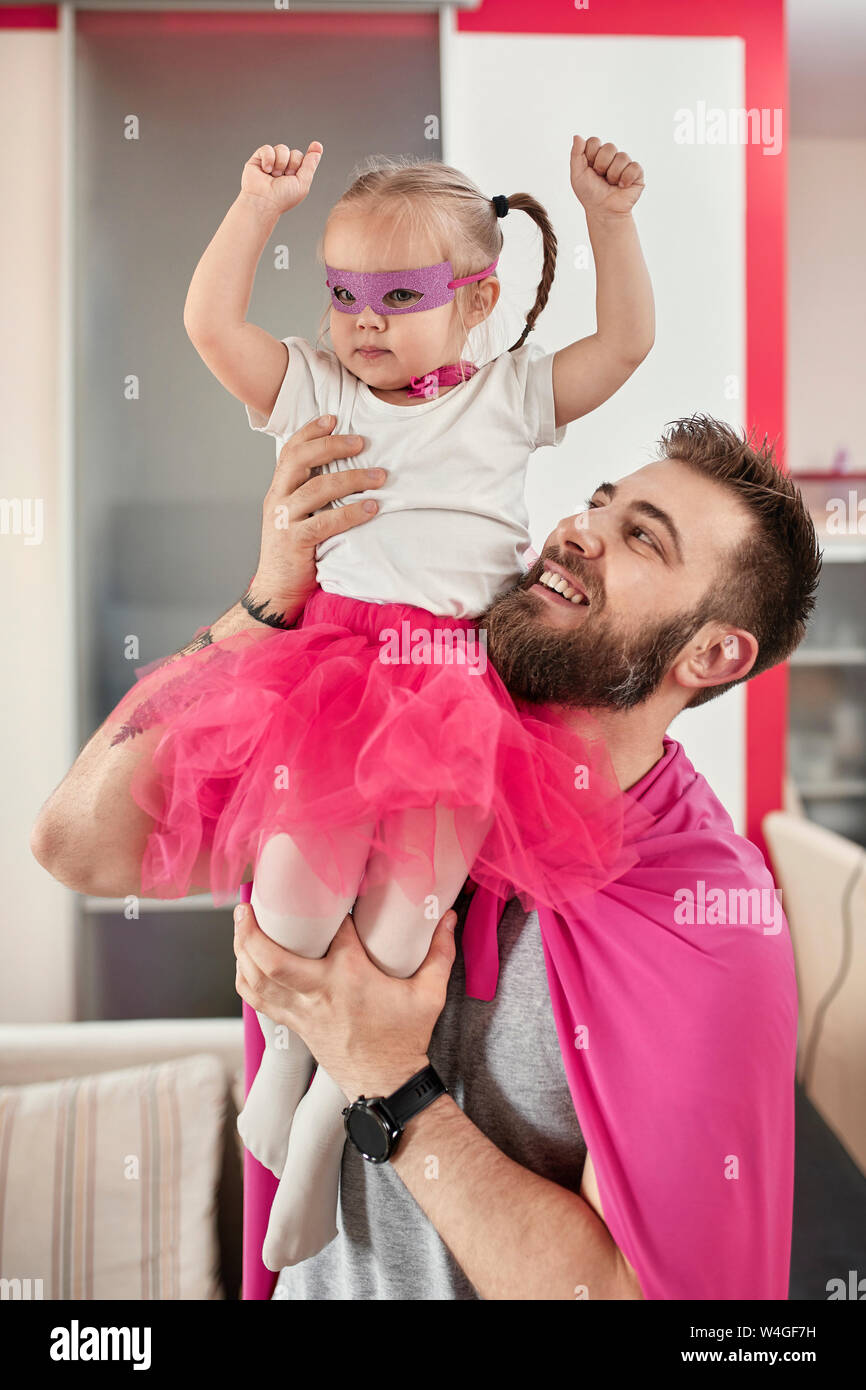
left=232, top=901, right=644, bottom=1301
left=388, top=1094, right=643, bottom=1300
left=29, top=598, right=274, bottom=898
left=30, top=416, right=383, bottom=898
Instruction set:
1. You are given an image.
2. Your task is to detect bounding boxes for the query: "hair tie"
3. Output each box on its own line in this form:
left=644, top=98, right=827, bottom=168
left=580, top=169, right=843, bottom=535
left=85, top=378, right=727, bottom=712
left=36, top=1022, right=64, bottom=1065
left=491, top=194, right=509, bottom=218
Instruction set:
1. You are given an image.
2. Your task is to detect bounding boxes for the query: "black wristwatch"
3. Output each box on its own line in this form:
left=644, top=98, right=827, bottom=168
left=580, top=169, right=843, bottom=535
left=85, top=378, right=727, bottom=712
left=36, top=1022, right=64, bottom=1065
left=342, top=1064, right=448, bottom=1164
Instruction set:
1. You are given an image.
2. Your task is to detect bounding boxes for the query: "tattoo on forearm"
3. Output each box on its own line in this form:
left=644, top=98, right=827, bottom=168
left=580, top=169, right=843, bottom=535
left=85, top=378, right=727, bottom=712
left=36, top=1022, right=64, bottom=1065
left=241, top=590, right=295, bottom=631
left=109, top=629, right=216, bottom=746
left=109, top=664, right=212, bottom=746
left=178, top=628, right=214, bottom=657
left=135, top=627, right=215, bottom=677
left=109, top=588, right=294, bottom=749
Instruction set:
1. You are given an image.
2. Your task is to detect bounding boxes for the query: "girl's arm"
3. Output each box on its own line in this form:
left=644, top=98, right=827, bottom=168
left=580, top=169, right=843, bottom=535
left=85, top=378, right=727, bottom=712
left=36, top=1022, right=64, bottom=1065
left=184, top=192, right=290, bottom=419
left=551, top=136, right=654, bottom=429
left=184, top=142, right=323, bottom=420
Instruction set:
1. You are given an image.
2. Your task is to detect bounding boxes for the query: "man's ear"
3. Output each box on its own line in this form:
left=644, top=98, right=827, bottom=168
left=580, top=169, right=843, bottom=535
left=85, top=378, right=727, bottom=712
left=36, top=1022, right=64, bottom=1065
left=672, top=625, right=758, bottom=696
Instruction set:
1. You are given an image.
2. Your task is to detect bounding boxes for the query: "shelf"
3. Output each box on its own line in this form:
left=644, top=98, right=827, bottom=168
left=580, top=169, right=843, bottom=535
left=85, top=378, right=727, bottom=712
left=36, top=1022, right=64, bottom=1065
left=792, top=472, right=866, bottom=482
left=798, top=780, right=866, bottom=800
left=84, top=894, right=233, bottom=914
left=818, top=543, right=866, bottom=563
left=791, top=649, right=866, bottom=666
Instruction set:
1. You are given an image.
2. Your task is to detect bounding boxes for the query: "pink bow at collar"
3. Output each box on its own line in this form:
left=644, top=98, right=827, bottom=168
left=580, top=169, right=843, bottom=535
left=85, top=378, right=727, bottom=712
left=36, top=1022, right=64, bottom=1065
left=407, top=360, right=479, bottom=399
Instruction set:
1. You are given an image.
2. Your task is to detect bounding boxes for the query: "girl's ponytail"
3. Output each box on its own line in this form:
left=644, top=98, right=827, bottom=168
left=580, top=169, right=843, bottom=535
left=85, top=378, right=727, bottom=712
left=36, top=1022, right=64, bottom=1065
left=500, top=193, right=558, bottom=353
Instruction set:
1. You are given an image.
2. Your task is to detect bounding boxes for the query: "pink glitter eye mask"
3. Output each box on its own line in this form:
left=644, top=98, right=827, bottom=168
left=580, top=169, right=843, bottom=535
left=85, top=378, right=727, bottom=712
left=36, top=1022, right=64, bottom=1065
left=324, top=258, right=499, bottom=315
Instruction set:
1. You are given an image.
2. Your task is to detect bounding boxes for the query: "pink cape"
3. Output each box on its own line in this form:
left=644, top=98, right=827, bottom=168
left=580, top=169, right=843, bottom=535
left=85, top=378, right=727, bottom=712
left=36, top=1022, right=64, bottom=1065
left=460, top=735, right=798, bottom=1300
left=243, top=735, right=796, bottom=1300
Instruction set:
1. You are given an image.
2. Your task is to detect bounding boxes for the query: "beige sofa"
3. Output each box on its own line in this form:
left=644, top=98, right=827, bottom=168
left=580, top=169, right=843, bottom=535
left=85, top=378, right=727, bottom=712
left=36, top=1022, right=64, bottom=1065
left=0, top=1018, right=245, bottom=1300
left=763, top=810, right=866, bottom=1178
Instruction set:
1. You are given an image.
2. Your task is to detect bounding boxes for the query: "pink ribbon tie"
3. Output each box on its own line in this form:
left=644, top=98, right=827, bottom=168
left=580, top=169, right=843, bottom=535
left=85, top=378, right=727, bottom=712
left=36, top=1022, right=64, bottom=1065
left=407, top=360, right=479, bottom=399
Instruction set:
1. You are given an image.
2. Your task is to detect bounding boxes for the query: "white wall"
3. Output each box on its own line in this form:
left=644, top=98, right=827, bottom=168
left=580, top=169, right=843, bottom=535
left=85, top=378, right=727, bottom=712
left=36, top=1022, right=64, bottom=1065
left=0, top=28, right=75, bottom=1021
left=788, top=137, right=866, bottom=474
left=443, top=29, right=747, bottom=828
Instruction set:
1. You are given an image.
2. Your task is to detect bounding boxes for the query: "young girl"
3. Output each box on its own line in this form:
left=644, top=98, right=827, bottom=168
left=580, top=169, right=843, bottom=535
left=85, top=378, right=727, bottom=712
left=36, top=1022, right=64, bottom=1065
left=107, top=135, right=654, bottom=1271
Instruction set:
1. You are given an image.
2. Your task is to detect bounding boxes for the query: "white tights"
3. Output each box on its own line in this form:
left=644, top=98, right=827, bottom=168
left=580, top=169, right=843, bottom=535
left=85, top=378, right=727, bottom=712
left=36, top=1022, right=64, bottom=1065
left=238, top=806, right=486, bottom=1271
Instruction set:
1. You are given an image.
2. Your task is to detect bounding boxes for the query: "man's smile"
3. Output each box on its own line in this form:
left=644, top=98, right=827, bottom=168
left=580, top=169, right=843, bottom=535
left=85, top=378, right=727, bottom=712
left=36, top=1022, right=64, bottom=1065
left=533, top=559, right=589, bottom=605
left=526, top=556, right=595, bottom=617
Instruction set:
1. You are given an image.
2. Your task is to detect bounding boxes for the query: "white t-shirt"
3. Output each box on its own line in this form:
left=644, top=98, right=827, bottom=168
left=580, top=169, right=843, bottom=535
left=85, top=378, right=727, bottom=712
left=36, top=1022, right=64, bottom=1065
left=246, top=335, right=567, bottom=617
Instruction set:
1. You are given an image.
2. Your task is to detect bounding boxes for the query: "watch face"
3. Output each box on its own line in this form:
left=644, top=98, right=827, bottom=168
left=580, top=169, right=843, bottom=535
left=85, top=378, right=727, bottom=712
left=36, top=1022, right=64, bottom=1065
left=347, top=1105, right=391, bottom=1162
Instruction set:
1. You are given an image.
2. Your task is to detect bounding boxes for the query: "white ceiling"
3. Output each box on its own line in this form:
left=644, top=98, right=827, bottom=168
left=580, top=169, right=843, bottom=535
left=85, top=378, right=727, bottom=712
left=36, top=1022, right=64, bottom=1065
left=788, top=0, right=866, bottom=137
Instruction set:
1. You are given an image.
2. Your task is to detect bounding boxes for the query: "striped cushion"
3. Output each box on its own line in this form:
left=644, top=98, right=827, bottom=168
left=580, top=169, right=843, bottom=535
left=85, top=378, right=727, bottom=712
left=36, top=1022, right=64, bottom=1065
left=0, top=1053, right=225, bottom=1300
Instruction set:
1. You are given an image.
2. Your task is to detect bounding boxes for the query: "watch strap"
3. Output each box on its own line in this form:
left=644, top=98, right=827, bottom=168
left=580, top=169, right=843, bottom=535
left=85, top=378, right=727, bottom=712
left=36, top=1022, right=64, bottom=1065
left=381, top=1064, right=448, bottom=1130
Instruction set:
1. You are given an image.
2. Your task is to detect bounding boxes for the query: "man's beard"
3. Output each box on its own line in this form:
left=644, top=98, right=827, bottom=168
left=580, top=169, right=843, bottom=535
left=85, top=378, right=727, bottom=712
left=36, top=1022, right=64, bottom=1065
left=482, top=550, right=715, bottom=710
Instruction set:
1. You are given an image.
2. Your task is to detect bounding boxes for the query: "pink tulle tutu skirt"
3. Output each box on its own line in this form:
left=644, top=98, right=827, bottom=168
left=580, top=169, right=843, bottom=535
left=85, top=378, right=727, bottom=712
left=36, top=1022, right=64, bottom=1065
left=106, top=588, right=646, bottom=909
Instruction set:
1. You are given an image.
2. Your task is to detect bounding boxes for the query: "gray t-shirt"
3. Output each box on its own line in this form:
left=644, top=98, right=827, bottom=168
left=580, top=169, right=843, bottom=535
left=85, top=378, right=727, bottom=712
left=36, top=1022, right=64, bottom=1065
left=272, top=887, right=587, bottom=1301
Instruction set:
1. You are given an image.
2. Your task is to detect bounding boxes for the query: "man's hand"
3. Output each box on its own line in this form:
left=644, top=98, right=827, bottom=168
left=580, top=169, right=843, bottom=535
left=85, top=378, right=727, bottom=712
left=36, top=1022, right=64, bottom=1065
left=247, top=414, right=385, bottom=624
left=569, top=134, right=645, bottom=218
left=233, top=900, right=459, bottom=1102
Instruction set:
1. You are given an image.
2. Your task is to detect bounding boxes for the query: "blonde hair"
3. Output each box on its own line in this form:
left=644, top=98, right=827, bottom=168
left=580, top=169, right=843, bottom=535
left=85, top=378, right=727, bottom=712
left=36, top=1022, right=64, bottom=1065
left=314, top=154, right=557, bottom=365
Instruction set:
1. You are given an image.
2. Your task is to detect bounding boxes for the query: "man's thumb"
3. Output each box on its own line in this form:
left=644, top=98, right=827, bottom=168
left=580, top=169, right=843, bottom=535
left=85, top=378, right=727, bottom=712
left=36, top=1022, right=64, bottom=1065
left=419, top=910, right=457, bottom=977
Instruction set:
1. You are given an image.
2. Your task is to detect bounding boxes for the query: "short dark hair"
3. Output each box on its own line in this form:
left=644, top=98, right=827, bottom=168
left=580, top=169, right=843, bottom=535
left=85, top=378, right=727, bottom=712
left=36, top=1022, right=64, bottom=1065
left=657, top=414, right=823, bottom=709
